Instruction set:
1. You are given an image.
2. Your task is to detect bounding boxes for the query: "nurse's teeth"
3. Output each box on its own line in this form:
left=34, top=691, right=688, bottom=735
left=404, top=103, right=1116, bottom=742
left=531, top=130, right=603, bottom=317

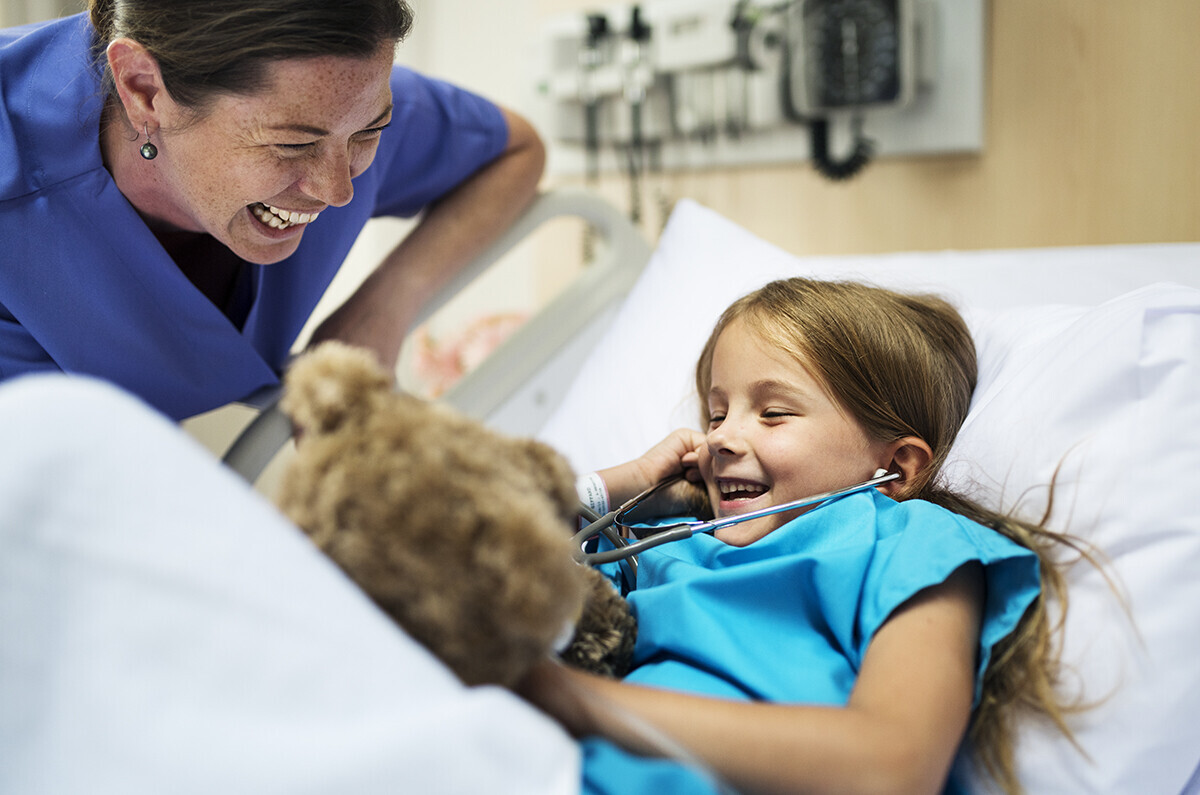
left=252, top=203, right=320, bottom=228
left=268, top=205, right=318, bottom=224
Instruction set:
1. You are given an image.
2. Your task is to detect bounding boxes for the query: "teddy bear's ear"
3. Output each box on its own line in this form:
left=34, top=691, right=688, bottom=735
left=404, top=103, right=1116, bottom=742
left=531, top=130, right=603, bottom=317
left=280, top=342, right=393, bottom=435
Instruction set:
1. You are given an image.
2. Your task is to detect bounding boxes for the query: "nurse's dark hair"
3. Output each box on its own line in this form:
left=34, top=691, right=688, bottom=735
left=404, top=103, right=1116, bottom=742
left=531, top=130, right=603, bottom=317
left=695, top=278, right=1104, bottom=795
left=89, top=0, right=413, bottom=109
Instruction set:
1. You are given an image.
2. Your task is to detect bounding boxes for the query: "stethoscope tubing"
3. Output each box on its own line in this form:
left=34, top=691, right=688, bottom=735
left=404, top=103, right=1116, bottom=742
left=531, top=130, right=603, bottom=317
left=574, top=471, right=900, bottom=567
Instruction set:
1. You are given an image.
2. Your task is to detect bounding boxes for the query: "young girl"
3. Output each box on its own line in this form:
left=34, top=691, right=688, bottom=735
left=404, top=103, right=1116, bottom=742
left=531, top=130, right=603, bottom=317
left=520, top=278, right=1083, bottom=795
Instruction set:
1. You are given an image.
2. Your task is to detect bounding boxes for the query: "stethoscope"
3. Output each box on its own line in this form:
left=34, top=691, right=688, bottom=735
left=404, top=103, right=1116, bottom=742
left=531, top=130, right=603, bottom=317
left=572, top=470, right=900, bottom=587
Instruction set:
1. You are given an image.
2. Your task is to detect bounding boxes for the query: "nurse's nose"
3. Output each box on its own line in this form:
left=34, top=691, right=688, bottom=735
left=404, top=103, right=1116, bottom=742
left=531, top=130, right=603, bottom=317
left=301, top=149, right=355, bottom=208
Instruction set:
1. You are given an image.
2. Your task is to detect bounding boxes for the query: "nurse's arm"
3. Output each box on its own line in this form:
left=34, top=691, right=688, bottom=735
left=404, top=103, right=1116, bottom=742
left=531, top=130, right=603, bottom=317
left=519, top=563, right=984, bottom=795
left=308, top=106, right=545, bottom=368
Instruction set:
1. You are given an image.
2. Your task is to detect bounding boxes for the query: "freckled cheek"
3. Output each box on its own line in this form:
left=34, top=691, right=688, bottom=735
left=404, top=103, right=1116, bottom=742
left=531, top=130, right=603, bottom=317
left=187, top=170, right=254, bottom=226
left=255, top=163, right=310, bottom=202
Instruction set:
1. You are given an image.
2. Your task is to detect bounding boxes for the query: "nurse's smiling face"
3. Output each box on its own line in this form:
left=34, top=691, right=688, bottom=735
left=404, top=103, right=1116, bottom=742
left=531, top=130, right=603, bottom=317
left=107, top=43, right=395, bottom=265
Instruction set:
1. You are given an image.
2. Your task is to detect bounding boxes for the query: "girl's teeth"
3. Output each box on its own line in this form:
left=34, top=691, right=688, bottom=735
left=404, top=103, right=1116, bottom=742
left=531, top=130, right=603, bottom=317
left=721, top=483, right=767, bottom=498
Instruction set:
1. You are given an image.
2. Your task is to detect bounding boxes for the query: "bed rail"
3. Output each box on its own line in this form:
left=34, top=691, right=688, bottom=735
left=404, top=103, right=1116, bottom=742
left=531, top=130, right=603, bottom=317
left=223, top=188, right=651, bottom=483
left=439, top=189, right=651, bottom=432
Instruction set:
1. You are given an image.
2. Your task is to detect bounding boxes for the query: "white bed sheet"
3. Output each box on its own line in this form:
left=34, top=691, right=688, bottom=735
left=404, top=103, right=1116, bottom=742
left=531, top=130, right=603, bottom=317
left=539, top=199, right=1200, bottom=793
left=0, top=375, right=578, bottom=795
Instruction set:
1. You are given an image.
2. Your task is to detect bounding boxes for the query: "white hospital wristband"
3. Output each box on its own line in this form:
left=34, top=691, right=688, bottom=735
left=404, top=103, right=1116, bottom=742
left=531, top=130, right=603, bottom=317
left=576, top=472, right=610, bottom=516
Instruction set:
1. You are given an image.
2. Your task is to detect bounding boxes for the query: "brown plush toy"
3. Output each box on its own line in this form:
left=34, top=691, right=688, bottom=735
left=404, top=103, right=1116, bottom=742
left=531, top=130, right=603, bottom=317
left=274, top=341, right=635, bottom=688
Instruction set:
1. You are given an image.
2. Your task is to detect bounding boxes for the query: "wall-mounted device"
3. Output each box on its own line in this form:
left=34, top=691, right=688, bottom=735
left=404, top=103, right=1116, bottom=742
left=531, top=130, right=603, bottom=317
left=776, top=0, right=916, bottom=178
left=783, top=0, right=915, bottom=117
left=537, top=0, right=983, bottom=182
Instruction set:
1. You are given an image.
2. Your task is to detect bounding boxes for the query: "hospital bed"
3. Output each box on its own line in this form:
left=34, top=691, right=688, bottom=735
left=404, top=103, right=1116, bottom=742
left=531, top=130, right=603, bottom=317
left=235, top=188, right=1200, bottom=793
left=526, top=196, right=1200, bottom=795
left=3, top=189, right=1198, bottom=793
left=428, top=190, right=1200, bottom=794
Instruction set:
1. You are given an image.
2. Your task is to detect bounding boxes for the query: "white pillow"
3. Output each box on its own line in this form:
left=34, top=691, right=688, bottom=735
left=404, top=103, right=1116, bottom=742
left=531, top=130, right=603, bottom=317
left=948, top=289, right=1200, bottom=792
left=540, top=200, right=1200, bottom=793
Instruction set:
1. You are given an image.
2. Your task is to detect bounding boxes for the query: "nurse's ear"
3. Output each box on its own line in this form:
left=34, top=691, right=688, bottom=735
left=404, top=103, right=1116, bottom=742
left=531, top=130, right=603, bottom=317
left=876, top=436, right=933, bottom=498
left=106, top=38, right=168, bottom=133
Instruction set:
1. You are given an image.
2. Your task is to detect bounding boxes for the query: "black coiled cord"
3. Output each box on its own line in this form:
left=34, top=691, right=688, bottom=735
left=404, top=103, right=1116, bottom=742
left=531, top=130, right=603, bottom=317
left=808, top=116, right=875, bottom=180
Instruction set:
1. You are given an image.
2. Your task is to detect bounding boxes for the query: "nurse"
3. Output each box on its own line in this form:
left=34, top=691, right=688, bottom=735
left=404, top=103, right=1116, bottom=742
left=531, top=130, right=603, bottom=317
left=0, top=0, right=545, bottom=419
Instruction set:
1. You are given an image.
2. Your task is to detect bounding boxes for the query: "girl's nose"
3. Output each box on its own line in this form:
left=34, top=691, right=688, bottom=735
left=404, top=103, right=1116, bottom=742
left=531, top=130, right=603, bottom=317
left=707, top=418, right=747, bottom=457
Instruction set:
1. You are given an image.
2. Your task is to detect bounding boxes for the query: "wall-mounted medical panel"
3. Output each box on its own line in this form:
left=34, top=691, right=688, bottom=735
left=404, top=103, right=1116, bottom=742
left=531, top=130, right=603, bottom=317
left=535, top=0, right=984, bottom=180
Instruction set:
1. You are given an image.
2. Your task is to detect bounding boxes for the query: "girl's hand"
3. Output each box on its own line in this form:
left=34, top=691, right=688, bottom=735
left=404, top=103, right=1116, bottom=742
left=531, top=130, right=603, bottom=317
left=596, top=429, right=706, bottom=507
left=635, top=428, right=706, bottom=487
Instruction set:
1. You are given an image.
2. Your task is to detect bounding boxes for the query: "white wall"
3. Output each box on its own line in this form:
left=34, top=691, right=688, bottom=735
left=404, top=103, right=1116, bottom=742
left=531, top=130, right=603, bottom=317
left=401, top=0, right=541, bottom=115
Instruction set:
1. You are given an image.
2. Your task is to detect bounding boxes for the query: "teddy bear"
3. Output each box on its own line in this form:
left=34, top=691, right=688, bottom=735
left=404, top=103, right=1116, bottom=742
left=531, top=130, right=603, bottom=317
left=273, top=341, right=635, bottom=689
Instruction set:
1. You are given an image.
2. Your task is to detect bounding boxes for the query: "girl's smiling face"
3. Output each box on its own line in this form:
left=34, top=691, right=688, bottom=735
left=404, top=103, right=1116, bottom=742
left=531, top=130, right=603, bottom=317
left=133, top=44, right=396, bottom=264
left=698, top=318, right=891, bottom=546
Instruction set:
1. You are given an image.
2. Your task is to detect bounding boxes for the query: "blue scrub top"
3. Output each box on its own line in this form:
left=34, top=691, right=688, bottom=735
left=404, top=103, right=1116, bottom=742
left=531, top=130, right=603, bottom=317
left=0, top=14, right=508, bottom=419
left=585, top=489, right=1041, bottom=795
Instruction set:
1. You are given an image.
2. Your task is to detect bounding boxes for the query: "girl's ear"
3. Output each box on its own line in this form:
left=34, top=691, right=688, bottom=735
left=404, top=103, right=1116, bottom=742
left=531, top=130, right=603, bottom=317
left=106, top=38, right=167, bottom=129
left=877, top=436, right=933, bottom=497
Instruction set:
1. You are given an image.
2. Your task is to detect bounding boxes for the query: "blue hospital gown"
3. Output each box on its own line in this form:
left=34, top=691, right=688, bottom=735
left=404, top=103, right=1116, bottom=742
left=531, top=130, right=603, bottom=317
left=584, top=488, right=1040, bottom=794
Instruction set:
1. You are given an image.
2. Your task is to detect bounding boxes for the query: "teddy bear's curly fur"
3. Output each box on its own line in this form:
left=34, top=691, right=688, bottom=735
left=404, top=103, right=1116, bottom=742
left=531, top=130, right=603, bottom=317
left=274, top=341, right=635, bottom=688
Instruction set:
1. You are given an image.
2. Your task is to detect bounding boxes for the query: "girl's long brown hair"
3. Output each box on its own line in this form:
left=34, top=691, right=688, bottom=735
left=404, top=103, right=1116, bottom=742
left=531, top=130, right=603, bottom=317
left=696, top=278, right=1098, bottom=793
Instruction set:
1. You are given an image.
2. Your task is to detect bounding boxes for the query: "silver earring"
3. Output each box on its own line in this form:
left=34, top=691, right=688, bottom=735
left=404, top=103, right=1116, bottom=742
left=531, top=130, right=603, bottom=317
left=139, top=123, right=158, bottom=160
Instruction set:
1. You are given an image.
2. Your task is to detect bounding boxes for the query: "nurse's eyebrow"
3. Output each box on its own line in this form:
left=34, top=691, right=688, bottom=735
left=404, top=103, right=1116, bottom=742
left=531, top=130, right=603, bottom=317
left=268, top=106, right=394, bottom=137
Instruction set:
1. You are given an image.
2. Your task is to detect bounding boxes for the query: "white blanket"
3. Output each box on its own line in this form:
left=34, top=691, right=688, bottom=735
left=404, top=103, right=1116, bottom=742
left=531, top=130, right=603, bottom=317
left=0, top=375, right=578, bottom=795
